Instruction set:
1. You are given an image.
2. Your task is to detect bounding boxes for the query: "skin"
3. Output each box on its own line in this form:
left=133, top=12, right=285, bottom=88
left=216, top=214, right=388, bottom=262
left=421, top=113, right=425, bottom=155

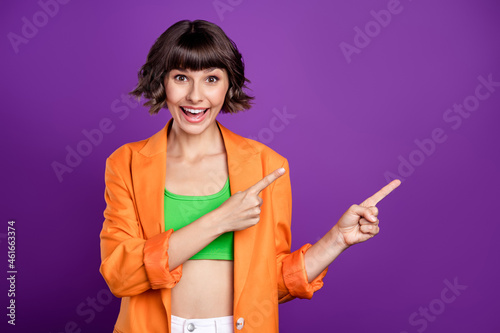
left=163, top=67, right=401, bottom=318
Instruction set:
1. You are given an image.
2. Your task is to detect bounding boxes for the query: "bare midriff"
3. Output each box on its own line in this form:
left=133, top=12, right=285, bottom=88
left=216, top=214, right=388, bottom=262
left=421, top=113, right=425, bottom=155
left=171, top=260, right=234, bottom=318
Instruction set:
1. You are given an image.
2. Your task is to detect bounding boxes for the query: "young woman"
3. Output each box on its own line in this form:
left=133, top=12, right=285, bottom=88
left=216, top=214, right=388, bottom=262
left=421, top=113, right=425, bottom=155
left=99, top=19, right=400, bottom=333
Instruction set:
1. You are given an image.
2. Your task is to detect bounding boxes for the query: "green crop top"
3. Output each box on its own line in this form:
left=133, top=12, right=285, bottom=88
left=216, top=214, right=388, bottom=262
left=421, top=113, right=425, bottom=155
left=164, top=177, right=234, bottom=260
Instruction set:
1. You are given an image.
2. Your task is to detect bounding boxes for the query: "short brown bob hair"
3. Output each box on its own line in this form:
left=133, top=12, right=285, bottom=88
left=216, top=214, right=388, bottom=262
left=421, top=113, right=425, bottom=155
left=129, top=20, right=254, bottom=115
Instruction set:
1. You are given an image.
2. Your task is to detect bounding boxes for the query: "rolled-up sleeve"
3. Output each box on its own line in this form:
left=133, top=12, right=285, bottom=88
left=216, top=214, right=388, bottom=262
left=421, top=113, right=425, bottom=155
left=144, top=229, right=183, bottom=289
left=282, top=243, right=328, bottom=299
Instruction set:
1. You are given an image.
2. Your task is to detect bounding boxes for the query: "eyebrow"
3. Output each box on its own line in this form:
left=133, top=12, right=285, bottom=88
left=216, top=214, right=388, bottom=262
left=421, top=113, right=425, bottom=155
left=172, top=67, right=222, bottom=73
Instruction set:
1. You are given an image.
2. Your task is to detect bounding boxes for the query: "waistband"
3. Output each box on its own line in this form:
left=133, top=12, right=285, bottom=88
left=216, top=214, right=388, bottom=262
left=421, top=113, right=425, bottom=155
left=171, top=314, right=234, bottom=327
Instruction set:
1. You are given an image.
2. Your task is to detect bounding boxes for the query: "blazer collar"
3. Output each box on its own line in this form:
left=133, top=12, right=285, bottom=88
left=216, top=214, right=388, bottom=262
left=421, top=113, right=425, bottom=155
left=132, top=118, right=262, bottom=310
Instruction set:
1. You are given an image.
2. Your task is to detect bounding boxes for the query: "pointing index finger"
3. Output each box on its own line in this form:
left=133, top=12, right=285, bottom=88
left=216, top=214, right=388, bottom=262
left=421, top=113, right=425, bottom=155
left=360, top=179, right=401, bottom=207
left=249, top=167, right=286, bottom=194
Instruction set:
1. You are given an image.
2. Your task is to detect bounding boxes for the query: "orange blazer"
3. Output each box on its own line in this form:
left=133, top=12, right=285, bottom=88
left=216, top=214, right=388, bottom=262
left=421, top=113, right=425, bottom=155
left=99, top=118, right=328, bottom=333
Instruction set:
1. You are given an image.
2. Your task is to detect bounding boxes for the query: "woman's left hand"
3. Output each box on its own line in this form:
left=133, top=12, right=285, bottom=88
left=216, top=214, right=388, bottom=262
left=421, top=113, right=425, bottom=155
left=335, top=179, right=401, bottom=247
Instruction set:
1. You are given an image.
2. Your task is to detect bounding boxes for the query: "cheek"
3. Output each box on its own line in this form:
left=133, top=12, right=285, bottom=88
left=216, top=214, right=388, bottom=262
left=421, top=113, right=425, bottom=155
left=165, top=86, right=177, bottom=103
left=209, top=86, right=229, bottom=105
left=165, top=82, right=184, bottom=104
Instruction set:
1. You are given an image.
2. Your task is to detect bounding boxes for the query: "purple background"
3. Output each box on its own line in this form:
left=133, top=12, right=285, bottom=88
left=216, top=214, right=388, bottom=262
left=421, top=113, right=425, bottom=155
left=2, top=0, right=500, bottom=332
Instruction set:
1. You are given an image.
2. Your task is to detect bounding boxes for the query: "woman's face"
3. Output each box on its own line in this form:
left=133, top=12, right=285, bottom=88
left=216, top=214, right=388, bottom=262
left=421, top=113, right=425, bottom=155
left=164, top=67, right=229, bottom=135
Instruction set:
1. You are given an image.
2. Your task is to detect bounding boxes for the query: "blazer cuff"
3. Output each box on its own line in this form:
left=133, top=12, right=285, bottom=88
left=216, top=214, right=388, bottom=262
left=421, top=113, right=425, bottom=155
left=143, top=229, right=182, bottom=289
left=282, top=243, right=328, bottom=299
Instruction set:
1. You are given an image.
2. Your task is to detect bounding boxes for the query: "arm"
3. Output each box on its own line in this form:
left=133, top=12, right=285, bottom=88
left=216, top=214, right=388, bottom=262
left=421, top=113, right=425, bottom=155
left=304, top=226, right=348, bottom=283
left=166, top=213, right=225, bottom=269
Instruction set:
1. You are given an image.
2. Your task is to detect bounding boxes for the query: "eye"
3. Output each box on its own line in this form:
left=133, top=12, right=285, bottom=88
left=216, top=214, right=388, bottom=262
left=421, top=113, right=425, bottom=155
left=174, top=75, right=187, bottom=82
left=207, top=76, right=219, bottom=83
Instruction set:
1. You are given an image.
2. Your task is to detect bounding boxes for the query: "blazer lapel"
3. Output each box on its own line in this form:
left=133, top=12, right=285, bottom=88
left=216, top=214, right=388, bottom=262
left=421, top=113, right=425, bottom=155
left=132, top=118, right=262, bottom=313
left=132, top=120, right=171, bottom=239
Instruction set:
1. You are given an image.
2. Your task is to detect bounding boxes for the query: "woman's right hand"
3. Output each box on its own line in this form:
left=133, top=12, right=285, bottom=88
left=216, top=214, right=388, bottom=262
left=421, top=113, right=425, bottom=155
left=211, top=167, right=286, bottom=233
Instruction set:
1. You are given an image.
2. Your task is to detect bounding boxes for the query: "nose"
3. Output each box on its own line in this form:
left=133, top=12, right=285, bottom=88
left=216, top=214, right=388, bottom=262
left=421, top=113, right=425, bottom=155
left=186, top=81, right=203, bottom=103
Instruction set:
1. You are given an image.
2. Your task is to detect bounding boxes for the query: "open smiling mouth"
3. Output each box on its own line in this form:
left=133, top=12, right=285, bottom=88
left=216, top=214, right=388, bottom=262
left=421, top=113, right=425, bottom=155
left=181, top=107, right=208, bottom=115
left=180, top=106, right=210, bottom=123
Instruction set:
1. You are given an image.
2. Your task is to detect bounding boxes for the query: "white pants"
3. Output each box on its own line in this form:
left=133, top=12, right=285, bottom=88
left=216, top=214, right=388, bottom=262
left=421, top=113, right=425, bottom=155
left=171, top=314, right=234, bottom=333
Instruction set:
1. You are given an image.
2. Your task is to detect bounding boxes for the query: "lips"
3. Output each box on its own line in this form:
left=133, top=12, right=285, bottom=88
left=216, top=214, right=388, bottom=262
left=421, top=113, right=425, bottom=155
left=180, top=106, right=209, bottom=123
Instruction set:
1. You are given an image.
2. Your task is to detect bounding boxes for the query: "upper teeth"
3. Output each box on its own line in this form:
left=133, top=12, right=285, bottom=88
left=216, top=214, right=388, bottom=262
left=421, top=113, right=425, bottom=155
left=183, top=107, right=206, bottom=114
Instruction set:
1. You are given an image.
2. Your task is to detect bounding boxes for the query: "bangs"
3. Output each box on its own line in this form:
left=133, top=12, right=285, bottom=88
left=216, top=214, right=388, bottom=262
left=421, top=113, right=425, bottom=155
left=165, top=32, right=227, bottom=72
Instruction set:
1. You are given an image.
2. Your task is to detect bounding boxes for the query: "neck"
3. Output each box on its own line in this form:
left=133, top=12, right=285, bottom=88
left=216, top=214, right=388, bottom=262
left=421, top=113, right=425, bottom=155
left=167, top=120, right=225, bottom=159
